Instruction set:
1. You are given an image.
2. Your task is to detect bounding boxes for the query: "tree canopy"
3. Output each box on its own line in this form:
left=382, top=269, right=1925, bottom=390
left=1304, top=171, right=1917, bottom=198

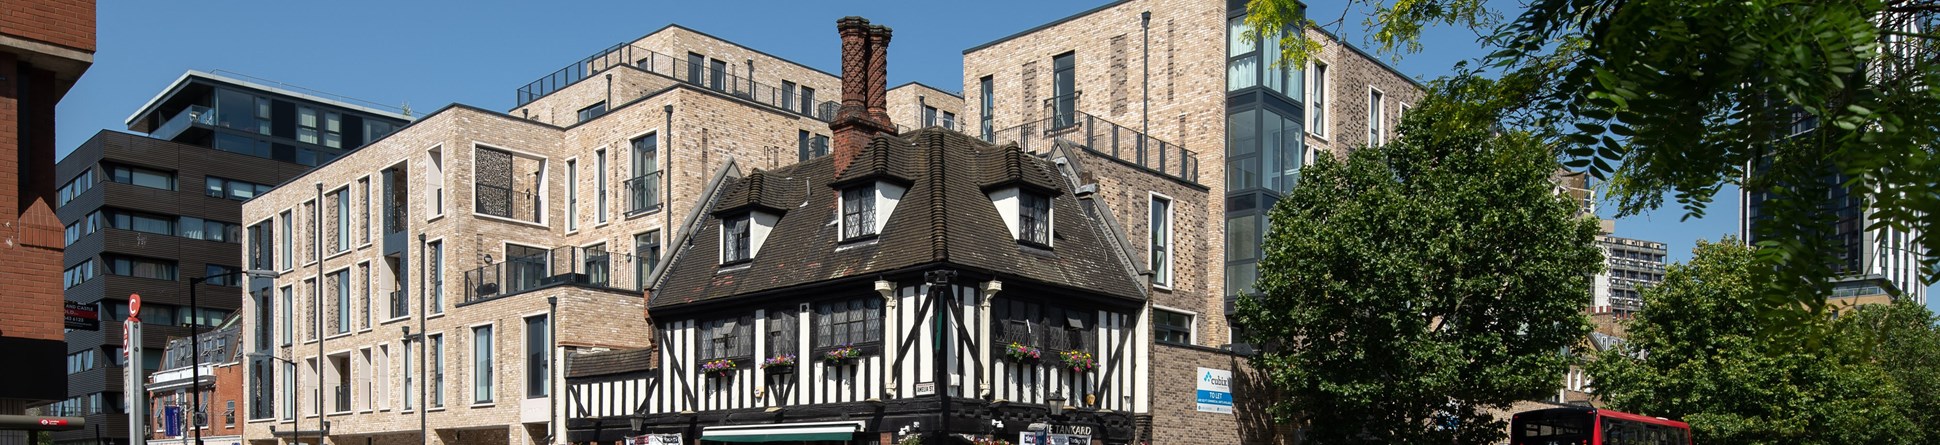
left=1588, top=239, right=1940, bottom=444
left=1235, top=75, right=1603, bottom=444
left=1247, top=0, right=1940, bottom=334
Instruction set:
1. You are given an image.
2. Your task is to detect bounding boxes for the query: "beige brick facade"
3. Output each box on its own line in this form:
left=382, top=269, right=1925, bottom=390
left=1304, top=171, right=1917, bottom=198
left=885, top=82, right=964, bottom=131
left=241, top=25, right=866, bottom=445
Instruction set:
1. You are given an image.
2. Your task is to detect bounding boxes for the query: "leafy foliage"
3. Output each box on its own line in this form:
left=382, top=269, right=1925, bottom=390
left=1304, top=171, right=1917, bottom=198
left=1236, top=75, right=1603, bottom=444
left=1248, top=0, right=1940, bottom=339
left=1589, top=239, right=1940, bottom=444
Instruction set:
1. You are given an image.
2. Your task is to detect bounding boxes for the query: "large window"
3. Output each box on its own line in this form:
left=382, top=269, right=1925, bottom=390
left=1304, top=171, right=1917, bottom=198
left=767, top=308, right=798, bottom=359
left=979, top=76, right=995, bottom=141
left=206, top=176, right=271, bottom=201
left=332, top=188, right=351, bottom=253
left=106, top=164, right=174, bottom=190
left=105, top=255, right=176, bottom=280
left=799, top=87, right=816, bottom=115
left=526, top=315, right=549, bottom=398
left=1052, top=52, right=1076, bottom=128
left=203, top=265, right=242, bottom=287
left=281, top=361, right=296, bottom=420
left=473, top=325, right=493, bottom=404
left=709, top=59, right=727, bottom=91
left=686, top=52, right=705, bottom=84
left=178, top=216, right=240, bottom=243
left=992, top=298, right=1097, bottom=354
left=297, top=106, right=319, bottom=145
left=576, top=101, right=607, bottom=123
left=63, top=211, right=98, bottom=246
left=798, top=131, right=830, bottom=161
left=330, top=270, right=351, bottom=335
left=428, top=240, right=444, bottom=314
left=1018, top=192, right=1052, bottom=246
left=700, top=316, right=754, bottom=361
left=721, top=215, right=751, bottom=264
left=596, top=149, right=608, bottom=224
left=628, top=134, right=659, bottom=213
left=1228, top=16, right=1258, bottom=91
left=1154, top=309, right=1193, bottom=345
left=842, top=184, right=877, bottom=240
left=1368, top=89, right=1386, bottom=146
left=402, top=339, right=414, bottom=410
left=57, top=169, right=93, bottom=207
left=429, top=333, right=445, bottom=408
left=1310, top=62, right=1328, bottom=137
left=323, top=111, right=343, bottom=148
left=280, top=286, right=294, bottom=346
left=1150, top=195, right=1173, bottom=287
left=62, top=260, right=94, bottom=289
left=565, top=159, right=578, bottom=231
left=278, top=211, right=293, bottom=270
left=781, top=81, right=797, bottom=111
left=635, top=231, right=659, bottom=291
left=814, top=298, right=882, bottom=350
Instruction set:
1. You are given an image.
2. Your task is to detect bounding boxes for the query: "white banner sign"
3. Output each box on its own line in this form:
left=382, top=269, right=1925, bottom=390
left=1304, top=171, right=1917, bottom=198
left=1019, top=432, right=1092, bottom=445
left=625, top=433, right=681, bottom=445
left=1196, top=367, right=1233, bottom=414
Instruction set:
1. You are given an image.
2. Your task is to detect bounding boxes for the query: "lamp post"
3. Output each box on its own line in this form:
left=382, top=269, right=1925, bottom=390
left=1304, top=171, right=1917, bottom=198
left=186, top=268, right=280, bottom=445
left=244, top=352, right=299, bottom=445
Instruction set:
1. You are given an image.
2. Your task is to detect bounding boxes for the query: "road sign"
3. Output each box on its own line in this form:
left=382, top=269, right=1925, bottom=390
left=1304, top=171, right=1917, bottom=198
left=64, top=302, right=99, bottom=331
left=163, top=405, right=181, bottom=437
left=128, top=293, right=142, bottom=320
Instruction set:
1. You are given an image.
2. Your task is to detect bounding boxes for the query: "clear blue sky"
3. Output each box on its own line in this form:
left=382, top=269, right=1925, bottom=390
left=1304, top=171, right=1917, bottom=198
left=56, top=0, right=1936, bottom=308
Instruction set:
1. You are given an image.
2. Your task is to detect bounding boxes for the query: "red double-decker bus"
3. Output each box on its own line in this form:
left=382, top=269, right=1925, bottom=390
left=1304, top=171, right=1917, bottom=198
left=1510, top=406, right=1691, bottom=445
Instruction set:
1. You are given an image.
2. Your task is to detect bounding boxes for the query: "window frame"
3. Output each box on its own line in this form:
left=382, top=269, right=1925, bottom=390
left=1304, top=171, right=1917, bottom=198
left=1018, top=192, right=1053, bottom=247
left=840, top=183, right=878, bottom=241
left=1308, top=61, right=1329, bottom=138
left=471, top=323, right=495, bottom=405
left=697, top=315, right=755, bottom=362
left=1368, top=87, right=1386, bottom=146
left=524, top=313, right=550, bottom=399
left=1149, top=193, right=1174, bottom=288
left=1153, top=307, right=1196, bottom=346
left=720, top=213, right=752, bottom=265
left=812, top=297, right=884, bottom=353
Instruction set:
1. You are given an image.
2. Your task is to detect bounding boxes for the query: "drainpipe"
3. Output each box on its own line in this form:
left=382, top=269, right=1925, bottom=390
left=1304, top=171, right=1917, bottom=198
left=663, top=104, right=674, bottom=247
left=605, top=74, right=614, bottom=109
left=417, top=233, right=428, bottom=445
left=313, top=182, right=325, bottom=444
left=1141, top=11, right=1151, bottom=137
left=548, top=296, right=559, bottom=444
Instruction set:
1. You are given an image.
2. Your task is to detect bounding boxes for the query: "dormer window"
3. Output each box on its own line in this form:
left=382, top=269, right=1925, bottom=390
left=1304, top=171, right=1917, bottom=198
left=722, top=214, right=751, bottom=264
left=842, top=184, right=877, bottom=240
left=1019, top=192, right=1052, bottom=246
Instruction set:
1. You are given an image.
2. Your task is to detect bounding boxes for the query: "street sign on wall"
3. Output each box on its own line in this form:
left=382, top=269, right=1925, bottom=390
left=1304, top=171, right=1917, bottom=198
left=1196, top=367, right=1233, bottom=414
left=64, top=301, right=99, bottom=331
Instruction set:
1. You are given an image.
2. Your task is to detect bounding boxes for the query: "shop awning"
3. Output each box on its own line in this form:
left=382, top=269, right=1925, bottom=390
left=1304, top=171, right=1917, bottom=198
left=699, top=420, right=865, bottom=442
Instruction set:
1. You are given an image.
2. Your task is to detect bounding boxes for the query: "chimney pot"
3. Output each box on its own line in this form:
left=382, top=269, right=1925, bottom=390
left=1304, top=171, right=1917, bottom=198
left=831, top=17, right=896, bottom=177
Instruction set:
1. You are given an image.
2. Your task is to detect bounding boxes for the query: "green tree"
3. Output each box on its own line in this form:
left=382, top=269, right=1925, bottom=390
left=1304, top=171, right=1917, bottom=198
left=1831, top=300, right=1940, bottom=435
left=1236, top=75, right=1603, bottom=444
left=1246, top=0, right=1940, bottom=334
left=1587, top=239, right=1921, bottom=444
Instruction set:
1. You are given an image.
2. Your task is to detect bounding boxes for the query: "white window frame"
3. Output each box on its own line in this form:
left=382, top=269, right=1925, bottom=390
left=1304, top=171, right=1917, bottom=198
left=564, top=157, right=579, bottom=233
left=470, top=321, right=496, bottom=407
left=1368, top=86, right=1386, bottom=147
left=1308, top=60, right=1330, bottom=139
left=1149, top=192, right=1175, bottom=289
left=427, top=146, right=446, bottom=220
left=595, top=148, right=609, bottom=226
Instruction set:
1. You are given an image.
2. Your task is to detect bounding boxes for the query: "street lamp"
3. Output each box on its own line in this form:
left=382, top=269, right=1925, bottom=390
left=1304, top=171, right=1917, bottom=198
left=244, top=352, right=301, bottom=445
left=187, top=268, right=279, bottom=445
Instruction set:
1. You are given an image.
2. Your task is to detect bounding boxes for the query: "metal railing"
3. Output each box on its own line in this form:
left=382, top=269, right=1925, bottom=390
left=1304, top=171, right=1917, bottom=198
left=474, top=183, right=541, bottom=223
left=515, top=43, right=841, bottom=122
left=390, top=290, right=408, bottom=319
left=333, top=385, right=351, bottom=413
left=991, top=110, right=1198, bottom=184
left=461, top=245, right=648, bottom=305
left=152, top=105, right=216, bottom=141
left=624, top=171, right=662, bottom=214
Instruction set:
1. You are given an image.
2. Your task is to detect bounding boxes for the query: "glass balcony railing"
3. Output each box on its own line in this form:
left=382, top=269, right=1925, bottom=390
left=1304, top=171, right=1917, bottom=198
left=152, top=105, right=216, bottom=141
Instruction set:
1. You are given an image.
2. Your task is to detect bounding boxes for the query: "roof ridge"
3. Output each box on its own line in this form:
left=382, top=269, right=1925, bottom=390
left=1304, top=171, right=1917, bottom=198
left=926, top=132, right=949, bottom=263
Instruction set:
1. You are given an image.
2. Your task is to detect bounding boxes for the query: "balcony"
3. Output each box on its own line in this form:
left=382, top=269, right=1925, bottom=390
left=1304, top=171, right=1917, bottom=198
left=333, top=385, right=351, bottom=413
left=151, top=105, right=217, bottom=141
left=461, top=245, right=648, bottom=306
left=475, top=183, right=541, bottom=224
left=624, top=172, right=662, bottom=214
left=514, top=43, right=839, bottom=121
left=991, top=110, right=1198, bottom=184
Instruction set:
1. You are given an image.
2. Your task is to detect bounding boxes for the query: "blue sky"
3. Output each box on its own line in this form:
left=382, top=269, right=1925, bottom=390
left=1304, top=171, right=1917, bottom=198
left=55, top=0, right=1935, bottom=308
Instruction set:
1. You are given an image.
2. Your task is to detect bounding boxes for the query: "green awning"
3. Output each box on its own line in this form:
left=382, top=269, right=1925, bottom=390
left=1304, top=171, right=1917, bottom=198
left=700, top=421, right=864, bottom=443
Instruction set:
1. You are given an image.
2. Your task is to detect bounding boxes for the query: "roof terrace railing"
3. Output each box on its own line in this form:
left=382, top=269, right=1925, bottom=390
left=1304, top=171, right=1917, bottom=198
left=990, top=110, right=1198, bottom=184
left=515, top=43, right=840, bottom=122
left=461, top=245, right=651, bottom=306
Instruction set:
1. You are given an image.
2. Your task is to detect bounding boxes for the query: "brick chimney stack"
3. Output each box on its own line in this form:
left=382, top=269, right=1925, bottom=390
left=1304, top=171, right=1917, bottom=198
left=831, top=16, right=896, bottom=176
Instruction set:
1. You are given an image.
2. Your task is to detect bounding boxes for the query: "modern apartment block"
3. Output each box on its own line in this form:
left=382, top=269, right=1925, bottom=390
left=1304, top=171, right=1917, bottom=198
left=1591, top=235, right=1667, bottom=315
left=239, top=23, right=958, bottom=445
left=53, top=71, right=409, bottom=445
left=145, top=316, right=245, bottom=445
left=1742, top=171, right=1928, bottom=304
left=961, top=2, right=1422, bottom=442
left=962, top=0, right=1424, bottom=350
left=0, top=0, right=94, bottom=436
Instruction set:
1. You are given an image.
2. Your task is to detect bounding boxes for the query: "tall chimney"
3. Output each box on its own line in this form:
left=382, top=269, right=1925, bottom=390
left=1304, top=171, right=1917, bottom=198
left=866, top=25, right=893, bottom=126
left=831, top=16, right=896, bottom=176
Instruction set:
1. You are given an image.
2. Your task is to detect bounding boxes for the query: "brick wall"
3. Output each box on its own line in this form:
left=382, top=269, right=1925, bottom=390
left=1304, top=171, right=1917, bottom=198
left=1300, top=28, right=1425, bottom=158
left=1148, top=344, right=1289, bottom=445
left=0, top=0, right=95, bottom=52
left=886, top=82, right=963, bottom=131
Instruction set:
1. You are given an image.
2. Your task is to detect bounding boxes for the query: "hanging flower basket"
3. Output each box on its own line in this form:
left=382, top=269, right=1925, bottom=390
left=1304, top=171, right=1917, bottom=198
left=762, top=354, right=797, bottom=375
left=822, top=343, right=862, bottom=365
left=1005, top=342, right=1042, bottom=364
left=1060, top=350, right=1096, bottom=373
left=701, top=359, right=737, bottom=378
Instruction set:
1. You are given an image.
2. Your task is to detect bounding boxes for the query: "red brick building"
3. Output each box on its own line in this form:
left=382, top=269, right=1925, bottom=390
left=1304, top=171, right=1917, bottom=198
left=0, top=0, right=96, bottom=427
left=148, top=317, right=245, bottom=445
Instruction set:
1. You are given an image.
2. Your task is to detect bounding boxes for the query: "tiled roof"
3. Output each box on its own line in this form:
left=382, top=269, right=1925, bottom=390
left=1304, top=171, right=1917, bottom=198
left=711, top=168, right=804, bottom=215
left=651, top=128, right=1145, bottom=309
left=566, top=348, right=656, bottom=378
